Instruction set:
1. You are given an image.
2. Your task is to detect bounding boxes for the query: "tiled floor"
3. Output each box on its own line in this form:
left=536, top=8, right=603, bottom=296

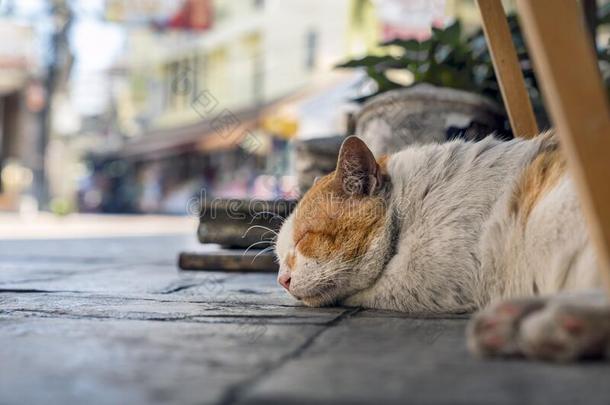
left=1, top=234, right=609, bottom=405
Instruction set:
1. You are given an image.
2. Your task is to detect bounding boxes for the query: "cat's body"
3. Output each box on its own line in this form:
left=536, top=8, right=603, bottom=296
left=276, top=134, right=610, bottom=361
left=345, top=133, right=598, bottom=313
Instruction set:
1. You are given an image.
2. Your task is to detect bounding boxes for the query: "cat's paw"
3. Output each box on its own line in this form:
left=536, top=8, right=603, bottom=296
left=467, top=297, right=546, bottom=357
left=467, top=292, right=610, bottom=362
left=518, top=301, right=610, bottom=361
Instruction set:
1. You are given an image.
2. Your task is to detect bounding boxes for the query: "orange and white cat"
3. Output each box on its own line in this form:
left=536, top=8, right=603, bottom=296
left=275, top=134, right=610, bottom=362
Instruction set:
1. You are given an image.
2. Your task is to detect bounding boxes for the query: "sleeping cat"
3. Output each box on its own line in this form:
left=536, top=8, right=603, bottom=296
left=275, top=133, right=610, bottom=362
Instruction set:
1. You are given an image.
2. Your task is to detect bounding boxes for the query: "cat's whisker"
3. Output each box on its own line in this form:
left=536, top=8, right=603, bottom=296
left=252, top=246, right=274, bottom=263
left=242, top=225, right=278, bottom=239
left=243, top=240, right=275, bottom=256
left=260, top=230, right=278, bottom=241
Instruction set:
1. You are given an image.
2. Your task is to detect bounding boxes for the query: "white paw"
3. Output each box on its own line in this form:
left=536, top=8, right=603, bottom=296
left=467, top=292, right=610, bottom=362
left=467, top=297, right=546, bottom=357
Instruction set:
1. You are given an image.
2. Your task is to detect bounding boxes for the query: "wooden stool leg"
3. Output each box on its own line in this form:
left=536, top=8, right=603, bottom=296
left=476, top=0, right=539, bottom=138
left=516, top=0, right=610, bottom=294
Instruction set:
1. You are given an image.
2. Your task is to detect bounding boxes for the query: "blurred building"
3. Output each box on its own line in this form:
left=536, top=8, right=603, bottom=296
left=82, top=0, right=380, bottom=214
left=0, top=0, right=511, bottom=215
left=0, top=21, right=40, bottom=211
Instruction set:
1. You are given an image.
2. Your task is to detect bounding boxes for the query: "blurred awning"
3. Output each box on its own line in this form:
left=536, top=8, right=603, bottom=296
left=196, top=119, right=259, bottom=152
left=259, top=71, right=362, bottom=141
left=96, top=73, right=359, bottom=162
left=106, top=0, right=214, bottom=31
left=166, top=0, right=213, bottom=31
left=110, top=105, right=261, bottom=161
left=260, top=114, right=298, bottom=140
left=0, top=71, right=27, bottom=95
left=0, top=22, right=36, bottom=95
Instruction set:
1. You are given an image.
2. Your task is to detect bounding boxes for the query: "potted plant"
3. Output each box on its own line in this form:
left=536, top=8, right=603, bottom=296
left=337, top=18, right=531, bottom=155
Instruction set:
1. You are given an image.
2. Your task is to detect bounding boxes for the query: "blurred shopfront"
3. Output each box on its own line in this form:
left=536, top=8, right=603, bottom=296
left=82, top=101, right=298, bottom=214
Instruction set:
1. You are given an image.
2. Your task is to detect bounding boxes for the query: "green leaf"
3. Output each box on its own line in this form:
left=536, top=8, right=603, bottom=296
left=444, top=20, right=462, bottom=42
left=379, top=38, right=422, bottom=50
left=335, top=55, right=398, bottom=69
left=431, top=20, right=462, bottom=46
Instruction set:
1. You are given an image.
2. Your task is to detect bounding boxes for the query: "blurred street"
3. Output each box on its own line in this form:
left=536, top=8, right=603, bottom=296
left=1, top=229, right=610, bottom=405
left=0, top=212, right=198, bottom=239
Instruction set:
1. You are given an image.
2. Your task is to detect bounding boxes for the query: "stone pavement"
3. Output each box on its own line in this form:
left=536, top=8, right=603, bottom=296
left=1, top=233, right=610, bottom=405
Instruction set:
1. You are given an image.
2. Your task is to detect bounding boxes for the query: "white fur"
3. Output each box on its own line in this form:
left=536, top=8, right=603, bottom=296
left=276, top=134, right=600, bottom=313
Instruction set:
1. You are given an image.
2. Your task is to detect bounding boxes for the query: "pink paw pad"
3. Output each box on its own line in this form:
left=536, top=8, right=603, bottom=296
left=478, top=318, right=498, bottom=332
left=482, top=334, right=506, bottom=350
left=560, top=315, right=585, bottom=336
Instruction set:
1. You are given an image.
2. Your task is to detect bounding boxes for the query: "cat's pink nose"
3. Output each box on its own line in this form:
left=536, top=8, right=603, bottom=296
left=278, top=273, right=291, bottom=290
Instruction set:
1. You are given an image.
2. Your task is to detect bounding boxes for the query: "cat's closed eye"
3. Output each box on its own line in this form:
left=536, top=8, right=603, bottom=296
left=294, top=233, right=307, bottom=247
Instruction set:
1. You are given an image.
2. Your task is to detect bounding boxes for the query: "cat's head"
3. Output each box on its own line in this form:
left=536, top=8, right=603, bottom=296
left=275, top=136, right=390, bottom=306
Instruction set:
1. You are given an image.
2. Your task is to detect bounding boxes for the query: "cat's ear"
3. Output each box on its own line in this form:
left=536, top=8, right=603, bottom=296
left=335, top=136, right=383, bottom=196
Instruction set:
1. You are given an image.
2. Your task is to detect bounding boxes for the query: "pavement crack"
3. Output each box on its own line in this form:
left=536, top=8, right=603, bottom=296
left=217, top=307, right=361, bottom=405
left=156, top=282, right=204, bottom=294
left=156, top=277, right=229, bottom=295
left=2, top=308, right=193, bottom=322
left=0, top=288, right=77, bottom=294
left=2, top=307, right=348, bottom=326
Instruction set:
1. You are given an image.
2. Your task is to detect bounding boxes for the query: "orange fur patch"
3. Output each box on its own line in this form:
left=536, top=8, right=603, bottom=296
left=293, top=168, right=387, bottom=262
left=511, top=138, right=566, bottom=222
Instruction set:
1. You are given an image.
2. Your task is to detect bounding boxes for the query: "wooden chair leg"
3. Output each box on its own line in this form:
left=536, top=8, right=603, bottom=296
left=516, top=0, right=610, bottom=293
left=476, top=0, right=539, bottom=138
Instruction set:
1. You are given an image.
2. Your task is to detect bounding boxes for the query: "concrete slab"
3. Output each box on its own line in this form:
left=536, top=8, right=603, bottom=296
left=241, top=312, right=610, bottom=405
left=1, top=234, right=609, bottom=405
left=0, top=316, right=324, bottom=405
